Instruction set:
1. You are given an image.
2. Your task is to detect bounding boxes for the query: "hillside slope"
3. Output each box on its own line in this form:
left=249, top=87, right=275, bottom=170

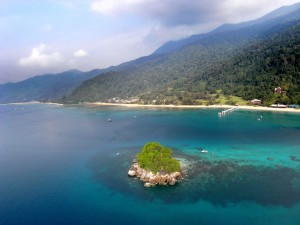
left=0, top=69, right=104, bottom=103
left=2, top=3, right=299, bottom=105
left=63, top=6, right=300, bottom=105
left=154, top=2, right=300, bottom=55
left=202, top=21, right=300, bottom=105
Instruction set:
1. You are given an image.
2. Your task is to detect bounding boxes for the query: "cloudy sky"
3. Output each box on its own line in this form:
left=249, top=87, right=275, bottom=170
left=1, top=0, right=299, bottom=83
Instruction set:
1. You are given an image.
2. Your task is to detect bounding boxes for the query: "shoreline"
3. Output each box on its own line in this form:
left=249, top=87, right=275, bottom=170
left=0, top=101, right=64, bottom=106
left=88, top=102, right=300, bottom=113
left=1, top=101, right=300, bottom=113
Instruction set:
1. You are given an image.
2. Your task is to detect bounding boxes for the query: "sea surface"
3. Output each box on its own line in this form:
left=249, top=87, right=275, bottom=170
left=1, top=103, right=300, bottom=225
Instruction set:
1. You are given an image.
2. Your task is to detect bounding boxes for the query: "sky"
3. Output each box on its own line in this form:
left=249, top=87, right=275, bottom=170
left=1, top=0, right=300, bottom=83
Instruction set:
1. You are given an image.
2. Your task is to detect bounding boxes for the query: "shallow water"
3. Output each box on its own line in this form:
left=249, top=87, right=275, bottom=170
left=0, top=104, right=300, bottom=225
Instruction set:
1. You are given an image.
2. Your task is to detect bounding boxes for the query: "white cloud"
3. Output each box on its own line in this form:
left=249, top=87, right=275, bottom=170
left=89, top=28, right=153, bottom=68
left=91, top=0, right=115, bottom=15
left=18, top=44, right=64, bottom=67
left=91, top=0, right=143, bottom=15
left=73, top=49, right=88, bottom=57
left=90, top=0, right=300, bottom=27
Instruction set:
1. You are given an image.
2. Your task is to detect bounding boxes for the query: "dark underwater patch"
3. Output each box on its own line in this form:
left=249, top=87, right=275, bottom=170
left=87, top=148, right=300, bottom=208
left=290, top=155, right=300, bottom=162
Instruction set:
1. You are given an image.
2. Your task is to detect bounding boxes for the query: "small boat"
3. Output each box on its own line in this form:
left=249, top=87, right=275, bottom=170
left=108, top=118, right=112, bottom=122
left=116, top=153, right=120, bottom=156
left=201, top=150, right=208, bottom=153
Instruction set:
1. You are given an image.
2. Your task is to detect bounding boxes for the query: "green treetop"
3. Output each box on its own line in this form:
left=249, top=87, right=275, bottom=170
left=137, top=142, right=180, bottom=173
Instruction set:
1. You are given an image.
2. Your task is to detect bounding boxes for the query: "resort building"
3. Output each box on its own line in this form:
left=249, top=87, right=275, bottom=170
left=274, top=87, right=283, bottom=94
left=250, top=99, right=262, bottom=105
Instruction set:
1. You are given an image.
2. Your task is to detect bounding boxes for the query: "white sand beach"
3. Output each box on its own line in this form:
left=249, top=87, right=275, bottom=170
left=5, top=101, right=64, bottom=106
left=3, top=101, right=299, bottom=113
left=89, top=102, right=300, bottom=113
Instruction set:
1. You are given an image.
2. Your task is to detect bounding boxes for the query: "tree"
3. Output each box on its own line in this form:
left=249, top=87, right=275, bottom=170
left=137, top=142, right=180, bottom=173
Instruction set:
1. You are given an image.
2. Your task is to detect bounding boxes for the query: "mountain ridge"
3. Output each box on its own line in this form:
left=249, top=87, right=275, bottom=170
left=154, top=2, right=300, bottom=55
left=63, top=6, right=300, bottom=105
left=0, top=69, right=105, bottom=103
left=1, top=3, right=300, bottom=104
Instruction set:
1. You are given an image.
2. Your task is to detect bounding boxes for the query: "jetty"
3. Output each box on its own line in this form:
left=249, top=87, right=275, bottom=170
left=218, top=107, right=237, bottom=117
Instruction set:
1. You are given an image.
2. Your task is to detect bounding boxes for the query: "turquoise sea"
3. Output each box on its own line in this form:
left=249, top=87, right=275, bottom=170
left=1, top=103, right=300, bottom=225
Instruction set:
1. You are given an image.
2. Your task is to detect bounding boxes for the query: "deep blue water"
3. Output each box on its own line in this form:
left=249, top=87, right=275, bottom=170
left=1, top=103, right=300, bottom=225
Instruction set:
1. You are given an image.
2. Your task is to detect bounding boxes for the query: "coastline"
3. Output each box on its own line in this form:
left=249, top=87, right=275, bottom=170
left=0, top=101, right=64, bottom=106
left=89, top=102, right=300, bottom=113
left=1, top=101, right=300, bottom=113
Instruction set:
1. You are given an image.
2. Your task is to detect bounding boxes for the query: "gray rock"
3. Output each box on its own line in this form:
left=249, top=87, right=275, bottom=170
left=128, top=161, right=182, bottom=187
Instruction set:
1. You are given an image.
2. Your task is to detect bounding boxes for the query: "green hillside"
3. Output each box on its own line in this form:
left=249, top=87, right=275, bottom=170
left=1, top=4, right=300, bottom=105
left=1, top=3, right=299, bottom=106
left=62, top=17, right=300, bottom=105
left=204, top=21, right=300, bottom=105
left=0, top=69, right=105, bottom=103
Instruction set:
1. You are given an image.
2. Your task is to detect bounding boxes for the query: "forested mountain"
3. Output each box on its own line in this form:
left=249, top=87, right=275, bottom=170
left=0, top=69, right=105, bottom=103
left=154, top=2, right=300, bottom=55
left=2, top=3, right=300, bottom=105
left=200, top=21, right=300, bottom=105
left=63, top=4, right=300, bottom=105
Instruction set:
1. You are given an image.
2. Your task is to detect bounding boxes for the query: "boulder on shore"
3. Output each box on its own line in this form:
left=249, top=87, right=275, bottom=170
left=128, top=161, right=182, bottom=187
left=128, top=170, right=136, bottom=176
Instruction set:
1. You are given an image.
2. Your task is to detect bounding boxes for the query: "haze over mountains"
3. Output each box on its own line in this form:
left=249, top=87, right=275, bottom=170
left=0, top=69, right=107, bottom=103
left=1, top=3, right=300, bottom=105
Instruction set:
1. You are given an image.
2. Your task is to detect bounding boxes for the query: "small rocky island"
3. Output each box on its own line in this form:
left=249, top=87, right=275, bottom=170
left=128, top=142, right=182, bottom=187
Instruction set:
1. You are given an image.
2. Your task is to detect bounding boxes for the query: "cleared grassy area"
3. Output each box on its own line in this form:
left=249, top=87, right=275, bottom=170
left=193, top=94, right=248, bottom=106
left=216, top=95, right=248, bottom=105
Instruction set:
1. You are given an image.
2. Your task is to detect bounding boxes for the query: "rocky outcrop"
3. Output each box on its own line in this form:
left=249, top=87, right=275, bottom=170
left=128, top=160, right=182, bottom=187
